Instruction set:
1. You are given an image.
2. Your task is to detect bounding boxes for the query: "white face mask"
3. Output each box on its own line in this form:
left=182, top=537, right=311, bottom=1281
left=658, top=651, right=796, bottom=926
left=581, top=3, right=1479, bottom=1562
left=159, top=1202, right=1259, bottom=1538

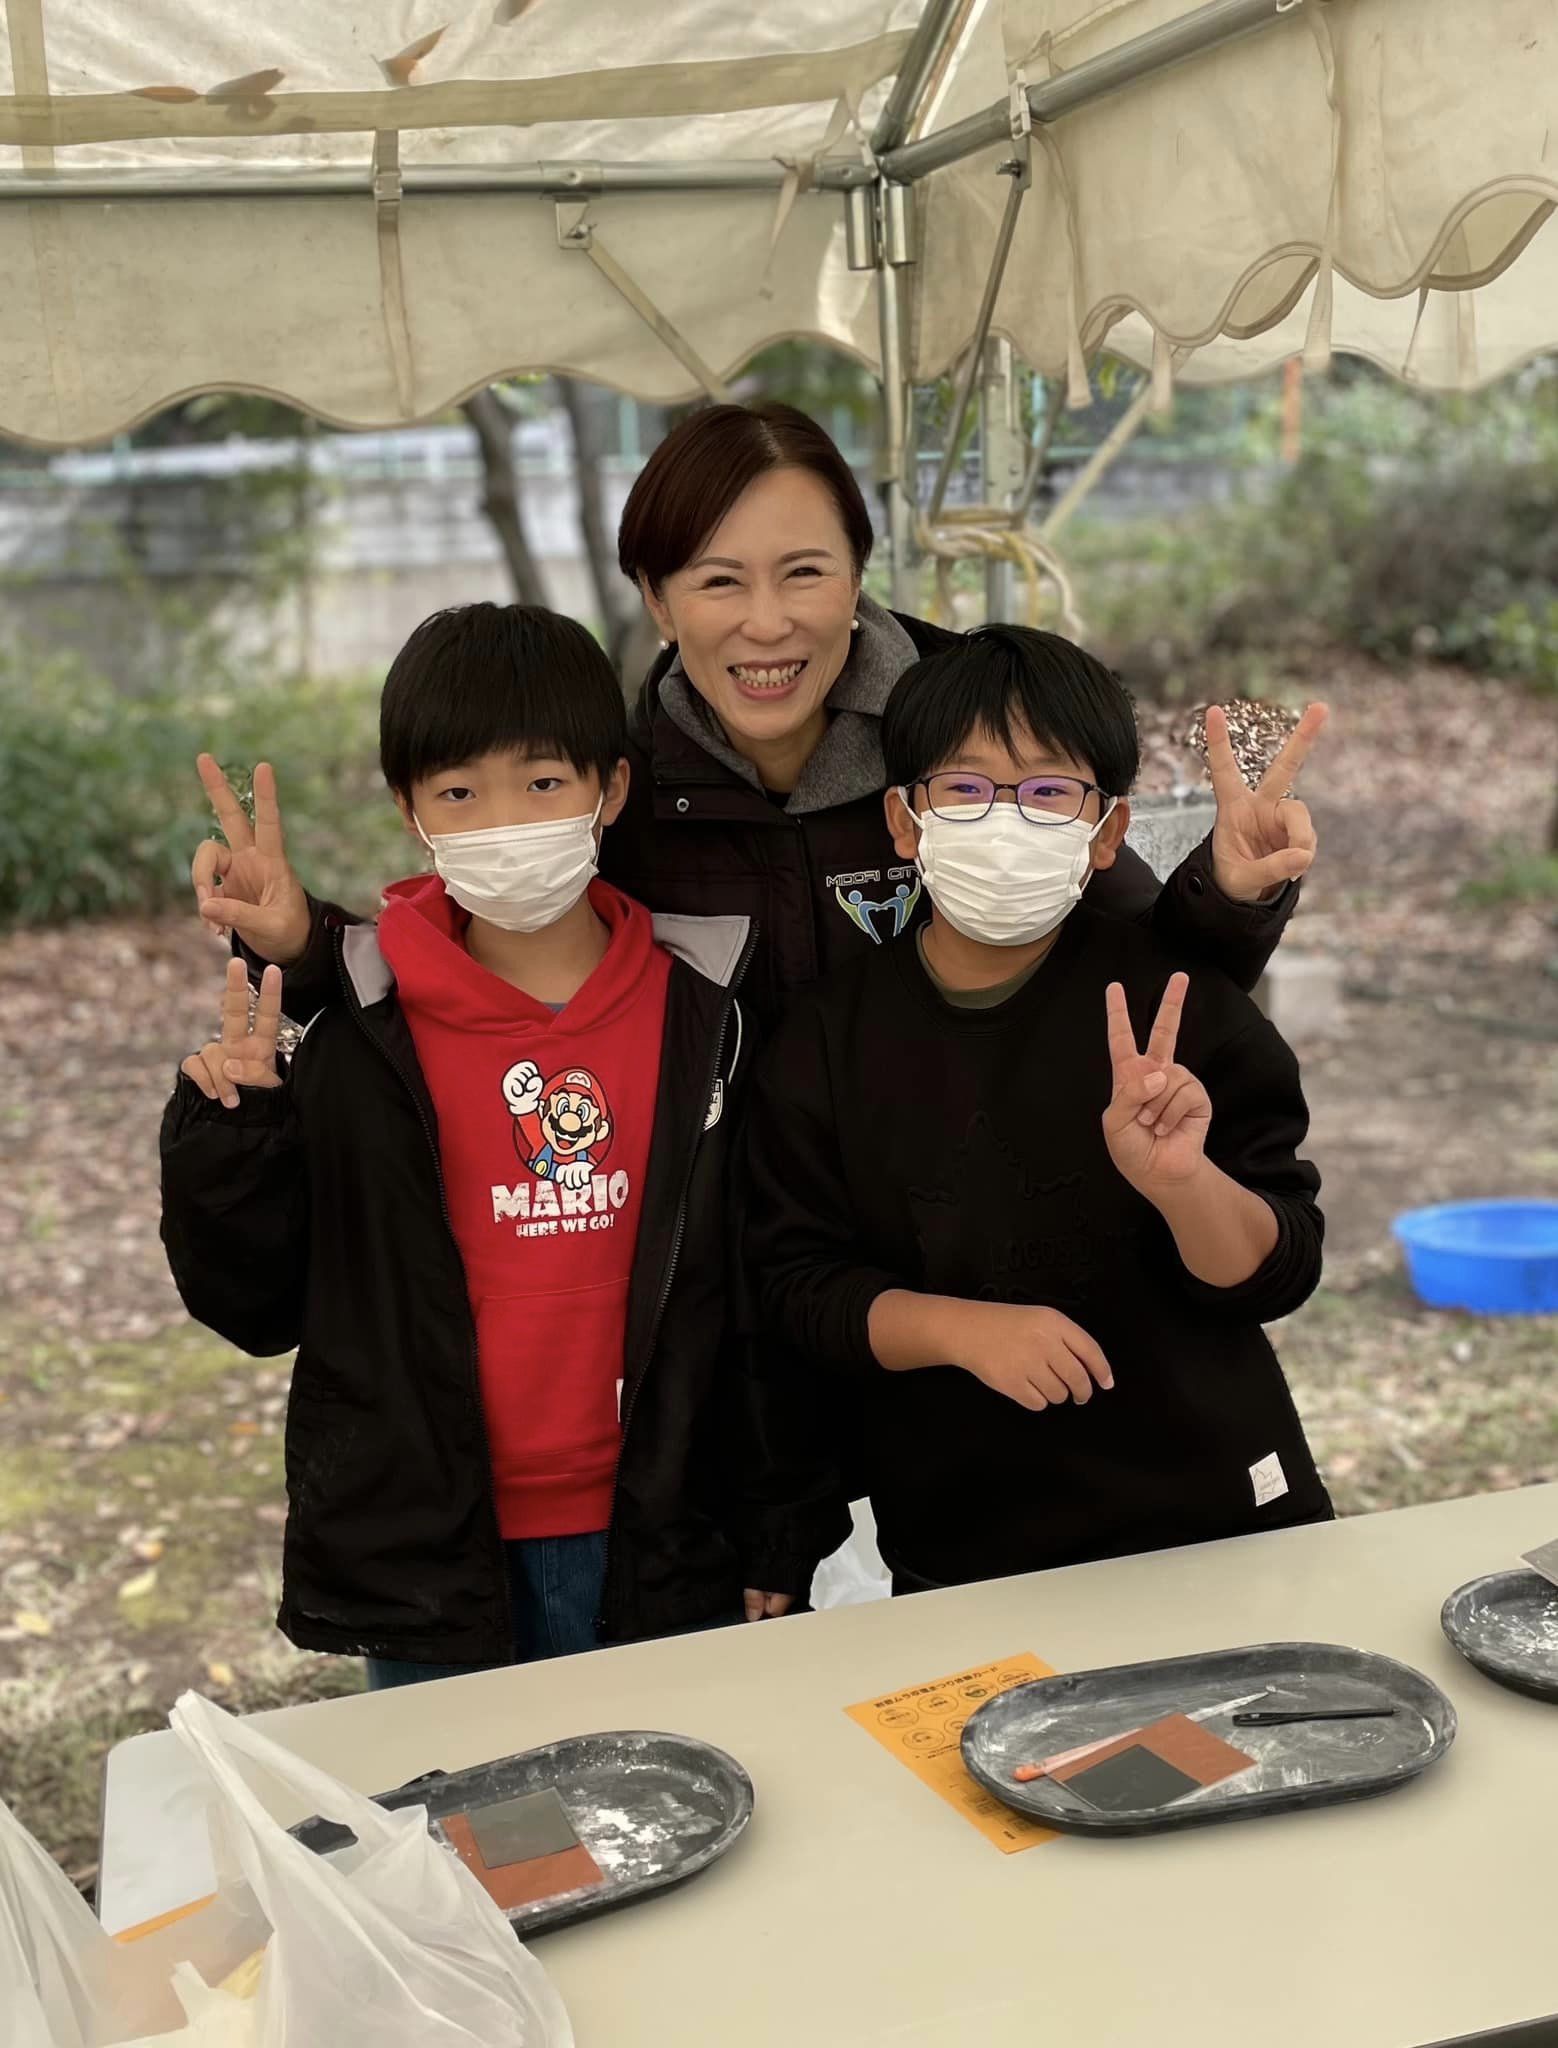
left=901, top=790, right=1118, bottom=948
left=413, top=799, right=603, bottom=934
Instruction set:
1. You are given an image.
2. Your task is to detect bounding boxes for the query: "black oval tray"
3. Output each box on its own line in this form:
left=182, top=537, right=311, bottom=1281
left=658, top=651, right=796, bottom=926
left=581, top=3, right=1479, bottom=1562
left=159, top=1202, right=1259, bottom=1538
left=961, top=1642, right=1456, bottom=1837
left=289, top=1729, right=753, bottom=1933
left=1441, top=1570, right=1558, bottom=1704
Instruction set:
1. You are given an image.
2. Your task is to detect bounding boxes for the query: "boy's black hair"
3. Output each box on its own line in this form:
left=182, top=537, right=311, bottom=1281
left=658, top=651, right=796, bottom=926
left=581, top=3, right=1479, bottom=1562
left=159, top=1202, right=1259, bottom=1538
left=881, top=624, right=1140, bottom=798
left=379, top=602, right=627, bottom=796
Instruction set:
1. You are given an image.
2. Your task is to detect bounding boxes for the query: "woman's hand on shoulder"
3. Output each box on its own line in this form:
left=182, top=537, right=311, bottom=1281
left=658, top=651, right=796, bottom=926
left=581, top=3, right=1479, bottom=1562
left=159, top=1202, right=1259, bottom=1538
left=191, top=756, right=313, bottom=966
left=1205, top=702, right=1327, bottom=904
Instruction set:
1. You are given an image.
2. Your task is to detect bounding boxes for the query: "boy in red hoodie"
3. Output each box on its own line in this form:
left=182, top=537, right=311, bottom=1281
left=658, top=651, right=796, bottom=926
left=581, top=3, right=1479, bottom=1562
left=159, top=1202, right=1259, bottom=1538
left=161, top=604, right=802, bottom=1687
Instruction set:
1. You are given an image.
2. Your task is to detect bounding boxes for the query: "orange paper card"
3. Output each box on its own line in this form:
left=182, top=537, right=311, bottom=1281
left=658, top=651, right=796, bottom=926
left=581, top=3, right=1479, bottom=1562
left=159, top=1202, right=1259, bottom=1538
left=846, top=1652, right=1058, bottom=1854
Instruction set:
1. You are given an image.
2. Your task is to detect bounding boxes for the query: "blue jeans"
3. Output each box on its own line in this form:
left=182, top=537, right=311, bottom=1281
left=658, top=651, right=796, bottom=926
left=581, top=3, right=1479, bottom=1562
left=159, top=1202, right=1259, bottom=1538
left=366, top=1531, right=609, bottom=1692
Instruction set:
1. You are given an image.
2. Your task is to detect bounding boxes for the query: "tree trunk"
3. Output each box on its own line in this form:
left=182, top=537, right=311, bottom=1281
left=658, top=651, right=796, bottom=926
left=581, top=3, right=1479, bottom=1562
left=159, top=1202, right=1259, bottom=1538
left=555, top=376, right=641, bottom=675
left=461, top=388, right=548, bottom=607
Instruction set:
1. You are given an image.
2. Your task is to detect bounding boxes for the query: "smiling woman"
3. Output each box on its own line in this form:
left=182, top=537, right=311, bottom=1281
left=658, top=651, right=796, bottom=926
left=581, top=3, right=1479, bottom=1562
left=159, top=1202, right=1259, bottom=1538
left=600, top=402, right=1313, bottom=1029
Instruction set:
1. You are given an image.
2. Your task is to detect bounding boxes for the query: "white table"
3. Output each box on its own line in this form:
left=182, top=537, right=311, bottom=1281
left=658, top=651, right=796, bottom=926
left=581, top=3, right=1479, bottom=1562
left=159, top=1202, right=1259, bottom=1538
left=100, top=1486, right=1558, bottom=2048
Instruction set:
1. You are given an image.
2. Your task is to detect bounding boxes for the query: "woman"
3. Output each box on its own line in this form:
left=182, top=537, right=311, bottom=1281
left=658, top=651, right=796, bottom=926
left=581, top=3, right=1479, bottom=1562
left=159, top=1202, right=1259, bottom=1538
left=603, top=403, right=1319, bottom=1027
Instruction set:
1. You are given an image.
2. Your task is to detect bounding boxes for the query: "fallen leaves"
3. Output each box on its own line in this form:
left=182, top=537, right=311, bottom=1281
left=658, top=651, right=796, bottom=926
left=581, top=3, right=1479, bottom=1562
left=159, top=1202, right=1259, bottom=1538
left=118, top=1569, right=159, bottom=1603
left=378, top=28, right=446, bottom=87
left=14, top=1611, right=52, bottom=1637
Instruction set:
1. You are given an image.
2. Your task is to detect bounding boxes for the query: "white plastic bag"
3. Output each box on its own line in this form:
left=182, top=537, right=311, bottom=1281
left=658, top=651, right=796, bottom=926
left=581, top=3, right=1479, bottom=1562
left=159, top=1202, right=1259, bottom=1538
left=168, top=1692, right=573, bottom=2048
left=1, top=1692, right=573, bottom=2048
left=0, top=1786, right=264, bottom=2048
left=810, top=1498, right=892, bottom=1610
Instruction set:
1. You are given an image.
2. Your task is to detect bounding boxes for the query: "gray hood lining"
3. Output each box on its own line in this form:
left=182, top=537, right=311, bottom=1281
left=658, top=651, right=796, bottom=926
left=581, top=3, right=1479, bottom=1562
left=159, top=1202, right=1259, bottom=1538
left=339, top=908, right=750, bottom=1006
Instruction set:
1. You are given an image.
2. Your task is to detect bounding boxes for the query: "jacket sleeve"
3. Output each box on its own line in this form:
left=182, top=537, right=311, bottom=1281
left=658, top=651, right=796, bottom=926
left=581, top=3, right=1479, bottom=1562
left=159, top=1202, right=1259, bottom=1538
left=159, top=1070, right=309, bottom=1356
left=1164, top=1011, right=1324, bottom=1324
left=235, top=893, right=358, bottom=1026
left=744, top=1001, right=904, bottom=1379
left=1088, top=834, right=1297, bottom=995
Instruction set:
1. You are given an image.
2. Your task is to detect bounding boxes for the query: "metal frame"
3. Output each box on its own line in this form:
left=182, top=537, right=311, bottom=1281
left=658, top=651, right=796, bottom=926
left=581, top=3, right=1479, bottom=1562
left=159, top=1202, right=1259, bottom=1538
left=871, top=0, right=974, bottom=156
left=0, top=158, right=873, bottom=200
left=882, top=0, right=1307, bottom=183
left=0, top=0, right=1301, bottom=205
left=925, top=79, right=1033, bottom=528
left=0, top=0, right=1311, bottom=600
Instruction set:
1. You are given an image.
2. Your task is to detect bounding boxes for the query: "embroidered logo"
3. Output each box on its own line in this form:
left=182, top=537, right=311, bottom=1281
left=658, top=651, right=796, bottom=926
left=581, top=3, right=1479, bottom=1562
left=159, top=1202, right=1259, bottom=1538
left=829, top=865, right=922, bottom=944
left=704, top=1077, right=725, bottom=1131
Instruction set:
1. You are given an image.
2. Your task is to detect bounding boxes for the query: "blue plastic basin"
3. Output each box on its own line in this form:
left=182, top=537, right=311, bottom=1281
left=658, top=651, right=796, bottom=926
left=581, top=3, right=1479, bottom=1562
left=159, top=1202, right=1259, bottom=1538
left=1392, top=1200, right=1558, bottom=1314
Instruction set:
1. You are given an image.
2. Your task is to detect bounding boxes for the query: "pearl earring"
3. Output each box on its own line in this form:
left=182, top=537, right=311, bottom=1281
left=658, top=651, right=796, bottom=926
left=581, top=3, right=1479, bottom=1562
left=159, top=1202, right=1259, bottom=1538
left=658, top=638, right=669, bottom=650
left=851, top=617, right=860, bottom=631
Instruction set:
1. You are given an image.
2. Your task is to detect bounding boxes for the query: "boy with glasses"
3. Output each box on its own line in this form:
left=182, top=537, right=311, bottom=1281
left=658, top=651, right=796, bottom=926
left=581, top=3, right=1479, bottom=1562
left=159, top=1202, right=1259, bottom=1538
left=744, top=625, right=1330, bottom=1595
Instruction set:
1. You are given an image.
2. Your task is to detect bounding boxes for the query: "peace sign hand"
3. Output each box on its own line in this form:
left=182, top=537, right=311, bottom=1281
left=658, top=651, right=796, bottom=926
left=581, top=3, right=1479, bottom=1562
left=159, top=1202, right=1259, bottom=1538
left=181, top=959, right=286, bottom=1109
left=1103, top=973, right=1212, bottom=1197
left=191, top=756, right=313, bottom=968
left=1205, top=702, right=1328, bottom=904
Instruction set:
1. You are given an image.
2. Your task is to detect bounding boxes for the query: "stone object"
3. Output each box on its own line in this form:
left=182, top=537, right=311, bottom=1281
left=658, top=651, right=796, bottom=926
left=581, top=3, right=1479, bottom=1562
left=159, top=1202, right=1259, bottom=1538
left=1125, top=793, right=1216, bottom=883
left=1253, top=951, right=1347, bottom=1041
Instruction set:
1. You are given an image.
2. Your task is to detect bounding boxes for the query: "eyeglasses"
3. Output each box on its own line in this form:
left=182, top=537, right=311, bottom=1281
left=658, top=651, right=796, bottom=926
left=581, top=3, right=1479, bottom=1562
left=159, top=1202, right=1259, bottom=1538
left=916, top=771, right=1115, bottom=827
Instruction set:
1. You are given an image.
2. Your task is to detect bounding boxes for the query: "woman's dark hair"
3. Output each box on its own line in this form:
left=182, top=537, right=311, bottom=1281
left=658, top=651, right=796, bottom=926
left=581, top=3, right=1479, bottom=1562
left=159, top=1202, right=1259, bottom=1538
left=882, top=625, right=1140, bottom=798
left=616, top=401, right=874, bottom=592
left=379, top=602, right=627, bottom=796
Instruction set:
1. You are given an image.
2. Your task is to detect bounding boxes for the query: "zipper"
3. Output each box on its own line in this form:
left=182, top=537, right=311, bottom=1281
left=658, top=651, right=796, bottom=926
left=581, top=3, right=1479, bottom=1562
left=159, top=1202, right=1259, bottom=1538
left=596, top=921, right=759, bottom=1636
left=332, top=933, right=514, bottom=1655
left=792, top=809, right=820, bottom=986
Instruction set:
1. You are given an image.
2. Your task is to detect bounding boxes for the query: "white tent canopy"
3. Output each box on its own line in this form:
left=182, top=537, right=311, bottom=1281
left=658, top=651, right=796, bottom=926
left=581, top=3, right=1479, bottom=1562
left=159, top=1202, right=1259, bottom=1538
left=2, top=0, right=1555, bottom=576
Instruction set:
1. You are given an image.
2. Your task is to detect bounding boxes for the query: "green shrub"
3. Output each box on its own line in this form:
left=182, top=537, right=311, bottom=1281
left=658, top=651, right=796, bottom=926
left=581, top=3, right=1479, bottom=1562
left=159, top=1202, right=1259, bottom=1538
left=1075, top=362, right=1558, bottom=694
left=0, top=649, right=406, bottom=928
left=1461, top=847, right=1558, bottom=908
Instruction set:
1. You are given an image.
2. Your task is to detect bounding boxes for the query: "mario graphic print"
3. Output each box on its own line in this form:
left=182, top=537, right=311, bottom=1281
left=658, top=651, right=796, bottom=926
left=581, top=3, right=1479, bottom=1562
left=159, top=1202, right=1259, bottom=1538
left=501, top=1060, right=614, bottom=1194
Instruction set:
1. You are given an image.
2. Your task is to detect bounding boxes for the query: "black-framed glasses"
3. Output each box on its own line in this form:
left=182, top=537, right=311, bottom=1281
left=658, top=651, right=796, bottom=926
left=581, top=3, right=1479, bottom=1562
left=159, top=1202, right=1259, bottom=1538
left=917, top=771, right=1114, bottom=827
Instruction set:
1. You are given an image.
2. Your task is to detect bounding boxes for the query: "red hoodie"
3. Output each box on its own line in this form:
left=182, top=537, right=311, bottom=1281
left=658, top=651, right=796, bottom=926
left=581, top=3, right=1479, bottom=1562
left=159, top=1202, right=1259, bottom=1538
left=377, top=875, right=670, bottom=1539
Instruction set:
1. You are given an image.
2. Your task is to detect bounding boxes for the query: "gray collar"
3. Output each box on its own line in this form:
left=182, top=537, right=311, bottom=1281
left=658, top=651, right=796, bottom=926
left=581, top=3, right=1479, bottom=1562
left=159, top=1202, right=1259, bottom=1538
left=658, top=591, right=917, bottom=816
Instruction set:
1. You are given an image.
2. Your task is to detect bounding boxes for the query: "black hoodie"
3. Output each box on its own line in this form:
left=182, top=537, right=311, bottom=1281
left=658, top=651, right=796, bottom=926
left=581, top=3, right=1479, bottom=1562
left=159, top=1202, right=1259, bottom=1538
left=744, top=903, right=1331, bottom=1589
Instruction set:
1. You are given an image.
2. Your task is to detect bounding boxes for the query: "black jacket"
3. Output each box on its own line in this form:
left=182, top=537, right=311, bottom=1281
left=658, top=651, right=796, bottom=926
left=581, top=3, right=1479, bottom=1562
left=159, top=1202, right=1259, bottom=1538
left=744, top=907, right=1331, bottom=1589
left=163, top=908, right=788, bottom=1663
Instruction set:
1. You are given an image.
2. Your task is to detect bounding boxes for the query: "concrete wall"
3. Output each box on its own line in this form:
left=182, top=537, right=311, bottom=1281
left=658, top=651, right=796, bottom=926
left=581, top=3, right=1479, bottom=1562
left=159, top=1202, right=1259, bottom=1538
left=0, top=426, right=1252, bottom=684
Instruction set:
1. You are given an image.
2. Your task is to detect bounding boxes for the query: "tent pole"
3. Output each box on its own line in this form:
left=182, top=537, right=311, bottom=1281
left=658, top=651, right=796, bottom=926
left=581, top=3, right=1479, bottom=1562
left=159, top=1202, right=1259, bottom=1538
left=980, top=337, right=1023, bottom=622
left=875, top=184, right=919, bottom=616
left=925, top=113, right=1032, bottom=527
left=0, top=158, right=872, bottom=201
left=882, top=0, right=1312, bottom=184
left=872, top=0, right=975, bottom=155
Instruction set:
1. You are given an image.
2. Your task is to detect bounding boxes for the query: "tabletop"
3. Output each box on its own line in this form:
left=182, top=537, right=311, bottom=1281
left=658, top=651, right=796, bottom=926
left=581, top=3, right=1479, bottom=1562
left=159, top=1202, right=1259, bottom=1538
left=99, top=1484, right=1558, bottom=2048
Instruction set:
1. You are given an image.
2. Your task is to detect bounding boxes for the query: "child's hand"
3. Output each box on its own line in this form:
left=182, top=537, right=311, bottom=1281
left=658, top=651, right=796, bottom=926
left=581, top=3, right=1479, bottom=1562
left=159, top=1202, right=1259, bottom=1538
left=191, top=757, right=313, bottom=967
left=743, top=1590, right=795, bottom=1622
left=951, top=1301, right=1113, bottom=1412
left=182, top=959, right=286, bottom=1108
left=1103, top=973, right=1212, bottom=1197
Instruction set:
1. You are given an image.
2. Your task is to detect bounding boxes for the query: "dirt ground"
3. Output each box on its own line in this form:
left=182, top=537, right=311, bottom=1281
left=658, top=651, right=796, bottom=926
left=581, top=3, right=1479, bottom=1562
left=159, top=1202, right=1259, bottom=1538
left=1, top=655, right=1554, bottom=1889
